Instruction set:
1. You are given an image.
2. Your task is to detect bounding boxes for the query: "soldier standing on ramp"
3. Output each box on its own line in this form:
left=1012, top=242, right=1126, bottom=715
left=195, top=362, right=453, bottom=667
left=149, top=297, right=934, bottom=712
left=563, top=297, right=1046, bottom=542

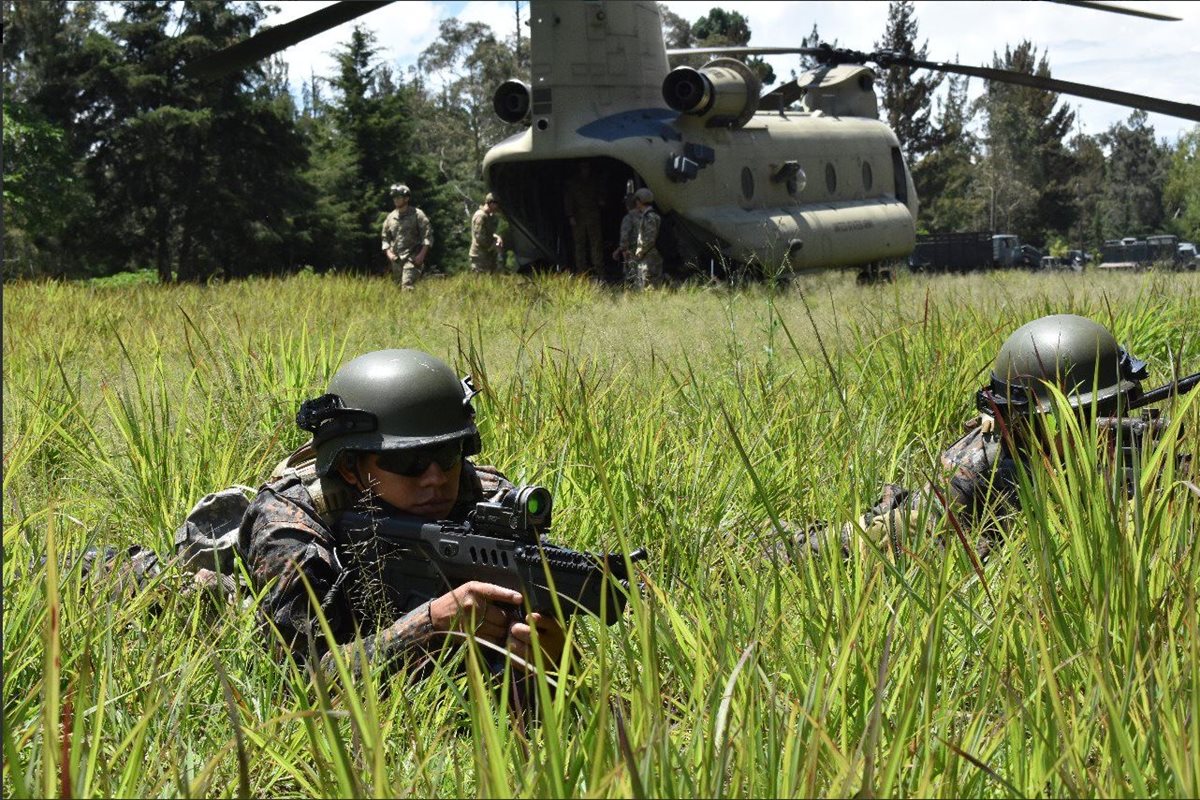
left=564, top=161, right=605, bottom=277
left=613, top=192, right=639, bottom=287
left=469, top=193, right=504, bottom=274
left=381, top=183, right=433, bottom=290
left=632, top=187, right=663, bottom=290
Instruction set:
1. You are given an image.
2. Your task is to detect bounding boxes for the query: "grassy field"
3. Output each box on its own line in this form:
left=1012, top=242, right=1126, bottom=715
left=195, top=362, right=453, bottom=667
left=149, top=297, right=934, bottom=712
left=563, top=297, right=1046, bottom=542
left=4, top=268, right=1200, bottom=798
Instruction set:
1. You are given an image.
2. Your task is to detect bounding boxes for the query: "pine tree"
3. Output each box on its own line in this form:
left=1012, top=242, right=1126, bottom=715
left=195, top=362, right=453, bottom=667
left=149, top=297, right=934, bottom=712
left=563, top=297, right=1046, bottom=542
left=874, top=1, right=943, bottom=161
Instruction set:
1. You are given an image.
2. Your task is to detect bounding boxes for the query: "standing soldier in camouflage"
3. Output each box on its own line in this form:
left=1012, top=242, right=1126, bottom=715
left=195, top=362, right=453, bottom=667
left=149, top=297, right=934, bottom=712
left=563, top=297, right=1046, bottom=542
left=563, top=161, right=605, bottom=277
left=381, top=184, right=433, bottom=290
left=632, top=187, right=663, bottom=290
left=612, top=193, right=639, bottom=287
left=469, top=193, right=504, bottom=274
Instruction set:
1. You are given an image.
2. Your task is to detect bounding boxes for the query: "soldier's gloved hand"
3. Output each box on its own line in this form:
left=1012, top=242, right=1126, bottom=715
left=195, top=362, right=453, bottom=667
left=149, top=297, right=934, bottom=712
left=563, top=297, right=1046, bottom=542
left=429, top=581, right=522, bottom=645
left=506, top=612, right=566, bottom=670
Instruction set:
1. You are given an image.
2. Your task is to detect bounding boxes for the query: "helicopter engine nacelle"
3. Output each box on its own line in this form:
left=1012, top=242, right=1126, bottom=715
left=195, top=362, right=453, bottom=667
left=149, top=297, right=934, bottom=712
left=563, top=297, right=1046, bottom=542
left=493, top=79, right=532, bottom=125
left=662, top=57, right=761, bottom=129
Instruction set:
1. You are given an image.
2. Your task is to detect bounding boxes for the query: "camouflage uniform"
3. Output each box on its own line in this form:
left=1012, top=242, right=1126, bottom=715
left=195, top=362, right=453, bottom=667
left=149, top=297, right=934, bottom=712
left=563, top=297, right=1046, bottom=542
left=634, top=208, right=663, bottom=290
left=618, top=209, right=638, bottom=285
left=237, top=458, right=513, bottom=674
left=469, top=206, right=501, bottom=273
left=564, top=174, right=604, bottom=275
left=793, top=420, right=1020, bottom=562
left=381, top=206, right=433, bottom=289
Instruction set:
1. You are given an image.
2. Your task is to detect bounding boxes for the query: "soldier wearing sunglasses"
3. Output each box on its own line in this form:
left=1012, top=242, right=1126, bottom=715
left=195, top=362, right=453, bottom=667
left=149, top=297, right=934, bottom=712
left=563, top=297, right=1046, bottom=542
left=238, top=349, right=566, bottom=677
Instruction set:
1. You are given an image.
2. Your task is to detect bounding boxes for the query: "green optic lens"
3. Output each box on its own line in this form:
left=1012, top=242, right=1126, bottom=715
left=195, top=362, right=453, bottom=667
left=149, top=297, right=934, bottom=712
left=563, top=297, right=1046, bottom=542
left=526, top=495, right=542, bottom=514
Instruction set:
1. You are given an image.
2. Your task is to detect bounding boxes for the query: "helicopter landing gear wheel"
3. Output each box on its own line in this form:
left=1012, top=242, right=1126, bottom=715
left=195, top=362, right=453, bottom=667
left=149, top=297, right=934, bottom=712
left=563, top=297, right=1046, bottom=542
left=856, top=265, right=894, bottom=285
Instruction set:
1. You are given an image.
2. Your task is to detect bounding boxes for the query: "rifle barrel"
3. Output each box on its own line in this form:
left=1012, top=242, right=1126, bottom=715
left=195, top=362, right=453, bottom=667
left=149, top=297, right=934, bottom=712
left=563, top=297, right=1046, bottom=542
left=1132, top=371, right=1200, bottom=409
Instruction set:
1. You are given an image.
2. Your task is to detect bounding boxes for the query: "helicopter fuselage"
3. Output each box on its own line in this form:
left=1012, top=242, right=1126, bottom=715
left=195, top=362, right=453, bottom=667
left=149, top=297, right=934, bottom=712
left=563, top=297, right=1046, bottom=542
left=482, top=0, right=917, bottom=276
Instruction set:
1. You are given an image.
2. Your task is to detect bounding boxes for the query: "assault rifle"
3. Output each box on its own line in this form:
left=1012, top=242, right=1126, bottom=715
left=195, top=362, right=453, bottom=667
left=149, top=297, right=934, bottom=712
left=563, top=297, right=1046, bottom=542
left=1096, top=370, right=1199, bottom=467
left=334, top=485, right=646, bottom=625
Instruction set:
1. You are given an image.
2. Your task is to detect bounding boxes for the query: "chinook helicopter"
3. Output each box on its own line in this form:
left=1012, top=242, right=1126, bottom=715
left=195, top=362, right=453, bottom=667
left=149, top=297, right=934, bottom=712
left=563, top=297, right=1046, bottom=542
left=193, top=0, right=1200, bottom=279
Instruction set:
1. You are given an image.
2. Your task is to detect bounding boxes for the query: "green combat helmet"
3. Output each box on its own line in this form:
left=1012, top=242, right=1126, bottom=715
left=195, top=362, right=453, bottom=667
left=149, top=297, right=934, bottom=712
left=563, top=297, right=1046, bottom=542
left=977, top=314, right=1148, bottom=418
left=296, top=349, right=481, bottom=476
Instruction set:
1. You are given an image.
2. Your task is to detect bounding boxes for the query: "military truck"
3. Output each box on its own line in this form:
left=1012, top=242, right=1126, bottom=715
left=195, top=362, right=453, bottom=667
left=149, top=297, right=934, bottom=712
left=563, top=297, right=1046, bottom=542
left=1099, top=234, right=1180, bottom=269
left=909, top=232, right=1039, bottom=272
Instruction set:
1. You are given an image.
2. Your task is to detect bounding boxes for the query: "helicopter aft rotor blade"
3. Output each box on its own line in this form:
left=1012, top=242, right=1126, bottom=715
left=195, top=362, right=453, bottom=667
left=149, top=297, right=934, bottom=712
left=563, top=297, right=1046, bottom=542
left=891, top=55, right=1200, bottom=123
left=187, top=1, right=393, bottom=80
left=1047, top=0, right=1182, bottom=22
left=669, top=45, right=1200, bottom=123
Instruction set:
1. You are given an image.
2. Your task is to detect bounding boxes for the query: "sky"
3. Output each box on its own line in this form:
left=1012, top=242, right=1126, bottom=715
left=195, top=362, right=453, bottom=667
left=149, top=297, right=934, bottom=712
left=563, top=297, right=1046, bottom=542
left=264, top=0, right=1200, bottom=143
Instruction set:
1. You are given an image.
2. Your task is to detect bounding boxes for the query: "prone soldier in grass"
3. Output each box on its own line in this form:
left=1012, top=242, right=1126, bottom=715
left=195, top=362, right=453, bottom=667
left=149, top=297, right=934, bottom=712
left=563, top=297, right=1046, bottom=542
left=239, top=349, right=567, bottom=676
left=791, top=314, right=1193, bottom=562
left=381, top=184, right=433, bottom=290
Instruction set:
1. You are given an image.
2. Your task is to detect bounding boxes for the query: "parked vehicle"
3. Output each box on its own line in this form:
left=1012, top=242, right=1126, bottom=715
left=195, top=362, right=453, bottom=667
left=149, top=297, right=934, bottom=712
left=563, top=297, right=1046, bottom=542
left=910, top=232, right=1037, bottom=271
left=1178, top=242, right=1199, bottom=269
left=1065, top=249, right=1092, bottom=268
left=1101, top=234, right=1185, bottom=269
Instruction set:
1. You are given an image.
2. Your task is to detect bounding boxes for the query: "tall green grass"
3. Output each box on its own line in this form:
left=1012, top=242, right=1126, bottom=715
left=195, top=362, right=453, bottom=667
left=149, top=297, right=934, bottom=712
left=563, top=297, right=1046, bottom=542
left=4, top=269, right=1199, bottom=797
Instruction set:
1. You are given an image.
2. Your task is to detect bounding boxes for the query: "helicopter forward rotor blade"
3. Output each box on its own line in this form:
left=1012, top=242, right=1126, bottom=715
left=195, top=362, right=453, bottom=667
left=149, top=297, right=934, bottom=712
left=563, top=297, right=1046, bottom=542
left=187, top=1, right=393, bottom=80
left=1047, top=1, right=1181, bottom=22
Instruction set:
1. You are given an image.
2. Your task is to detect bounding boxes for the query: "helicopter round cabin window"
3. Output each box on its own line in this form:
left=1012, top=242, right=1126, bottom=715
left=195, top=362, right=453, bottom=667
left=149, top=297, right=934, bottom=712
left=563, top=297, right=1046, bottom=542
left=862, top=161, right=873, bottom=191
left=741, top=167, right=754, bottom=200
left=825, top=163, right=837, bottom=194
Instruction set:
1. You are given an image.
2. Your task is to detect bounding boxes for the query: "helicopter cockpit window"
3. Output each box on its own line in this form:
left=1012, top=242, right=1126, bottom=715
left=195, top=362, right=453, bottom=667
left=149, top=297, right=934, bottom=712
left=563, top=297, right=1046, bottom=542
left=741, top=167, right=754, bottom=201
left=825, top=163, right=837, bottom=194
left=862, top=162, right=873, bottom=191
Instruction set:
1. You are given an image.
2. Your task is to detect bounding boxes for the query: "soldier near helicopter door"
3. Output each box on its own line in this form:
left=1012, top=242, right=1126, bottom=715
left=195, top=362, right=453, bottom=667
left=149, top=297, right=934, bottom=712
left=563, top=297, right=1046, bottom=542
left=470, top=193, right=503, bottom=273
left=564, top=162, right=605, bottom=276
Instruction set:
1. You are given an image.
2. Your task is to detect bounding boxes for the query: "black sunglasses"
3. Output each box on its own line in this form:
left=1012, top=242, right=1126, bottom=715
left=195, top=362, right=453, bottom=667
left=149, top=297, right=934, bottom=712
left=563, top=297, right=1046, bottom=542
left=373, top=440, right=463, bottom=477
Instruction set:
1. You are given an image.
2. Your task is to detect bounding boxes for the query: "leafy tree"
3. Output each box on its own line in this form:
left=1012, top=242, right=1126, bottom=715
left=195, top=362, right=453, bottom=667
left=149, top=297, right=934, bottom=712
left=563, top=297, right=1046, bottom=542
left=417, top=20, right=528, bottom=206
left=3, top=0, right=313, bottom=280
left=913, top=72, right=981, bottom=232
left=1, top=102, right=88, bottom=277
left=86, top=0, right=311, bottom=281
left=874, top=1, right=943, bottom=162
left=305, top=25, right=455, bottom=272
left=1164, top=127, right=1200, bottom=243
left=689, top=8, right=775, bottom=86
left=659, top=4, right=693, bottom=50
left=1066, top=131, right=1106, bottom=251
left=1096, top=110, right=1169, bottom=239
left=976, top=41, right=1076, bottom=243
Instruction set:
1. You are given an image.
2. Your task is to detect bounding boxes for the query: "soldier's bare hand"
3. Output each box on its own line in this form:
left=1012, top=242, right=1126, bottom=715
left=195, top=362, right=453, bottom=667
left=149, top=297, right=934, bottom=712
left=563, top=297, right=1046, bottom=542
left=429, top=581, right=522, bottom=644
left=386, top=250, right=397, bottom=263
left=506, top=612, right=565, bottom=669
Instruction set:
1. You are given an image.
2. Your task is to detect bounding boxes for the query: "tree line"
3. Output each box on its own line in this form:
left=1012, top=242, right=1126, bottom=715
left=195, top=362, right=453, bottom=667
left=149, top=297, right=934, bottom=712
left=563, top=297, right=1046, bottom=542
left=4, top=1, right=1199, bottom=281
